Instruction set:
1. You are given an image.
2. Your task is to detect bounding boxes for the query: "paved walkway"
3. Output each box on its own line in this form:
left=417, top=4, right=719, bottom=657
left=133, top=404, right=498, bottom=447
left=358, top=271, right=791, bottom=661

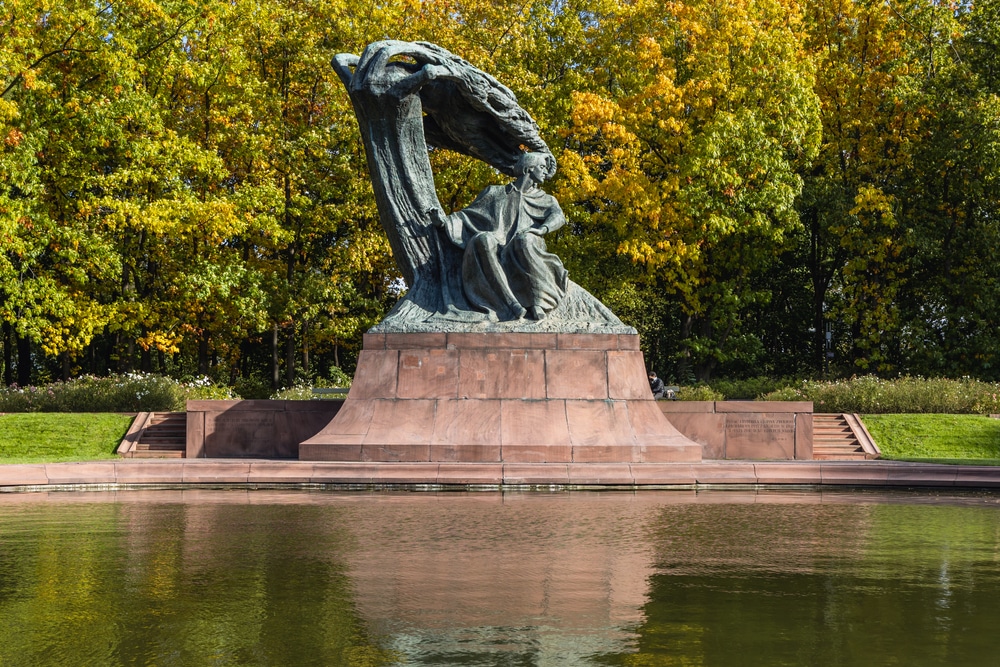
left=2, top=459, right=1000, bottom=490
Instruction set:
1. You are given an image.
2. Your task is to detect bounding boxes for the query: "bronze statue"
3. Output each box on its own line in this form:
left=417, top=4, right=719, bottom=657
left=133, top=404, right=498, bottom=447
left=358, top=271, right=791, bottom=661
left=333, top=40, right=631, bottom=333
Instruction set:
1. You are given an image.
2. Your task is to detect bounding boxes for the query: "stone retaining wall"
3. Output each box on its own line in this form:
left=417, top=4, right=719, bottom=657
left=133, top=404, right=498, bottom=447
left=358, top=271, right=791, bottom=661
left=186, top=400, right=342, bottom=459
left=659, top=401, right=814, bottom=460
left=185, top=399, right=814, bottom=460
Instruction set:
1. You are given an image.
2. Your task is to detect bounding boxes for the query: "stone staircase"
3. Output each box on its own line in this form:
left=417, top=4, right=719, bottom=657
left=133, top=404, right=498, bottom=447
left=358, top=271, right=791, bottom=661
left=118, top=412, right=186, bottom=459
left=813, top=413, right=880, bottom=460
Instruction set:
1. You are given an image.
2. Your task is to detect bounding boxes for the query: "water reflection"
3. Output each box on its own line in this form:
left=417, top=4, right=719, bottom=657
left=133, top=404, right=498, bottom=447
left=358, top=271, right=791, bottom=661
left=342, top=493, right=657, bottom=665
left=0, top=489, right=998, bottom=666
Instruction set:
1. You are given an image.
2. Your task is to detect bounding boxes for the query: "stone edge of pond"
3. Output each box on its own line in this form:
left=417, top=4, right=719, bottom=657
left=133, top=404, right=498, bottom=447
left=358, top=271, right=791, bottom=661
left=1, top=460, right=1000, bottom=493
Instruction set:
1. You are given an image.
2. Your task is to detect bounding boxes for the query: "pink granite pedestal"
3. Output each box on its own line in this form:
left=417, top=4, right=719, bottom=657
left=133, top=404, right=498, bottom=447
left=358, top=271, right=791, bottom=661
left=299, top=332, right=702, bottom=463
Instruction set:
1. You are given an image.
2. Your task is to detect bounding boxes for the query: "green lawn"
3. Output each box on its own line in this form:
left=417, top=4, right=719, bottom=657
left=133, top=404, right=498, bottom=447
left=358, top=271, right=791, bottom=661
left=862, top=414, right=1000, bottom=465
left=0, top=412, right=998, bottom=467
left=0, top=413, right=134, bottom=464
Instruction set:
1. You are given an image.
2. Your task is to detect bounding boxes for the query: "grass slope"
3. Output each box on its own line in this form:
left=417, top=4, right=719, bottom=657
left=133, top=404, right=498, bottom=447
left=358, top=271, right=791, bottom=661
left=862, top=414, right=1000, bottom=465
left=0, top=413, right=134, bottom=464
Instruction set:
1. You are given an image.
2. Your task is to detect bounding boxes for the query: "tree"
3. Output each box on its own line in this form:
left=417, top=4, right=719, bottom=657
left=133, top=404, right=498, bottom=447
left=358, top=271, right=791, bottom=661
left=893, top=0, right=1000, bottom=378
left=549, top=0, right=821, bottom=379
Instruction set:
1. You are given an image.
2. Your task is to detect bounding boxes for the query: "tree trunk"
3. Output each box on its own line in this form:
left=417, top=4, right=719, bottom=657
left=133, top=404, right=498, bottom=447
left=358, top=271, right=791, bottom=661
left=198, top=330, right=209, bottom=376
left=17, top=334, right=31, bottom=386
left=140, top=329, right=151, bottom=372
left=677, top=314, right=694, bottom=383
left=111, top=333, right=119, bottom=374
left=271, top=323, right=280, bottom=390
left=813, top=289, right=827, bottom=376
left=808, top=209, right=828, bottom=375
left=695, top=315, right=717, bottom=383
left=302, top=319, right=310, bottom=376
left=2, top=321, right=12, bottom=386
left=285, top=324, right=295, bottom=387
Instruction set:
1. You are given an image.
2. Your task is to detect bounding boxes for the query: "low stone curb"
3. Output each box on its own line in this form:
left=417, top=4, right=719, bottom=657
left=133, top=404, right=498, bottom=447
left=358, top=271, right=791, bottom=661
left=2, top=460, right=1000, bottom=491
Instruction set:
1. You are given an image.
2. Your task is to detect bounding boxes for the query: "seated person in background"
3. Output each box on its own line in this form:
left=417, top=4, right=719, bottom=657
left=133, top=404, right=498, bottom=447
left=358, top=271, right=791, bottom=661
left=649, top=372, right=665, bottom=399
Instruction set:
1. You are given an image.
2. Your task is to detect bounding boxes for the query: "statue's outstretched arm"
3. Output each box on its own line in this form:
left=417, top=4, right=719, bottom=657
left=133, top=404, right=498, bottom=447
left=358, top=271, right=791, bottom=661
left=332, top=53, right=359, bottom=87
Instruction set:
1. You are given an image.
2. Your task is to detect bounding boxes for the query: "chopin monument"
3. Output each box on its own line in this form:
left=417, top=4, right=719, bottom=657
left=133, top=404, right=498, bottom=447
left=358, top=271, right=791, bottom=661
left=299, top=40, right=701, bottom=463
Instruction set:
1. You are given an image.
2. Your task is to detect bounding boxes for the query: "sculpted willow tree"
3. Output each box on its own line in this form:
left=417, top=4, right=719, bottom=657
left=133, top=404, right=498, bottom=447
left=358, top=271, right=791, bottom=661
left=333, top=40, right=628, bottom=332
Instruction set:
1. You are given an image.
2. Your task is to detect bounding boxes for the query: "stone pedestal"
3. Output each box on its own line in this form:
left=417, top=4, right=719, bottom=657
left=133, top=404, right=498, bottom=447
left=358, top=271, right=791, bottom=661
left=299, top=332, right=701, bottom=463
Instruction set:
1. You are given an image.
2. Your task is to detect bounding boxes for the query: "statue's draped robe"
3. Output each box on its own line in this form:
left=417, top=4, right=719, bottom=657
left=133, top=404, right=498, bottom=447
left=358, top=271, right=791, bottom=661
left=439, top=184, right=569, bottom=321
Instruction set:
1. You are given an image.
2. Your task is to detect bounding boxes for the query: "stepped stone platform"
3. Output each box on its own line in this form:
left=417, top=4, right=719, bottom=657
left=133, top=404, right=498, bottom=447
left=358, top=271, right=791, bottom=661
left=299, top=332, right=702, bottom=463
left=3, top=460, right=1000, bottom=490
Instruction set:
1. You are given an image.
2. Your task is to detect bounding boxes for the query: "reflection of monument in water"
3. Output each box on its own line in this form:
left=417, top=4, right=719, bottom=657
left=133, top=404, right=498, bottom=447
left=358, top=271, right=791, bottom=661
left=341, top=493, right=657, bottom=663
left=300, top=40, right=701, bottom=464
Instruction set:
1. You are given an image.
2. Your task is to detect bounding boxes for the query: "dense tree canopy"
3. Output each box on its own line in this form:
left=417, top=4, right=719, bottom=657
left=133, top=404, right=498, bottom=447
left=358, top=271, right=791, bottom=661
left=1, top=0, right=998, bottom=391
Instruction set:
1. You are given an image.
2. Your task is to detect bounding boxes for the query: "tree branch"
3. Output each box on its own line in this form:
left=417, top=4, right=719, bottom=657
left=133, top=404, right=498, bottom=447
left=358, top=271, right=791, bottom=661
left=1, top=25, right=92, bottom=99
left=136, top=16, right=195, bottom=60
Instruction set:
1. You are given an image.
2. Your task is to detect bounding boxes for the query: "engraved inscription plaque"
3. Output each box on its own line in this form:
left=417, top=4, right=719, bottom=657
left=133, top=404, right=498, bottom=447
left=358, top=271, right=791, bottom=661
left=725, top=413, right=796, bottom=459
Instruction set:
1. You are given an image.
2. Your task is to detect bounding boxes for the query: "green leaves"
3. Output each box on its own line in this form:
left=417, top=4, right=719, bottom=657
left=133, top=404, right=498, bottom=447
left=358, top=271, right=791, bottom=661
left=1, top=0, right=999, bottom=384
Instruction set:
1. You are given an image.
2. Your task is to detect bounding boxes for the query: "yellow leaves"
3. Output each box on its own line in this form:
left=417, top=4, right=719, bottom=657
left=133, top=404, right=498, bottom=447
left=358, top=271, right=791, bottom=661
left=338, top=227, right=393, bottom=274
left=137, top=330, right=181, bottom=355
left=635, top=35, right=664, bottom=69
left=619, top=236, right=693, bottom=271
left=35, top=295, right=110, bottom=358
left=850, top=184, right=896, bottom=223
left=0, top=98, right=18, bottom=123
left=546, top=0, right=819, bottom=331
left=553, top=149, right=598, bottom=200
left=569, top=92, right=626, bottom=134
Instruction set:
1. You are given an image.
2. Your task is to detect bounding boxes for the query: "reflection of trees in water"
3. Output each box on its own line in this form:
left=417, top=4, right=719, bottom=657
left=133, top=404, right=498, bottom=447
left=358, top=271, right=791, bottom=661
left=0, top=501, right=396, bottom=666
left=595, top=502, right=1000, bottom=666
left=3, top=494, right=1000, bottom=666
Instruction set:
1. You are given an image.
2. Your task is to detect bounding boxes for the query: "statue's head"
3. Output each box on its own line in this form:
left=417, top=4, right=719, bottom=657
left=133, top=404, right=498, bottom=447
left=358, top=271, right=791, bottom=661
left=516, top=151, right=556, bottom=182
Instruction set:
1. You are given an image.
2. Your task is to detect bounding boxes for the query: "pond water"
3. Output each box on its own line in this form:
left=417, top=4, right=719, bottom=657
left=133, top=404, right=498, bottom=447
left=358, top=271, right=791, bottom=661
left=1, top=489, right=999, bottom=666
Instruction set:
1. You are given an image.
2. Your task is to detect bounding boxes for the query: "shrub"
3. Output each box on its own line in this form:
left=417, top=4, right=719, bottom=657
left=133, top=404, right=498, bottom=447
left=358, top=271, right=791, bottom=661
left=270, top=385, right=318, bottom=400
left=759, top=385, right=806, bottom=402
left=180, top=376, right=239, bottom=402
left=324, top=366, right=354, bottom=388
left=676, top=384, right=725, bottom=401
left=761, top=376, right=1000, bottom=414
left=0, top=374, right=237, bottom=413
left=707, top=377, right=800, bottom=400
left=269, top=371, right=352, bottom=401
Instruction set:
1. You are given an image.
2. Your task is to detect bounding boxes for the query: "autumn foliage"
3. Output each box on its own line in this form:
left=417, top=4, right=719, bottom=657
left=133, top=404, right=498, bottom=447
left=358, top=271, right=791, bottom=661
left=2, top=0, right=999, bottom=388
